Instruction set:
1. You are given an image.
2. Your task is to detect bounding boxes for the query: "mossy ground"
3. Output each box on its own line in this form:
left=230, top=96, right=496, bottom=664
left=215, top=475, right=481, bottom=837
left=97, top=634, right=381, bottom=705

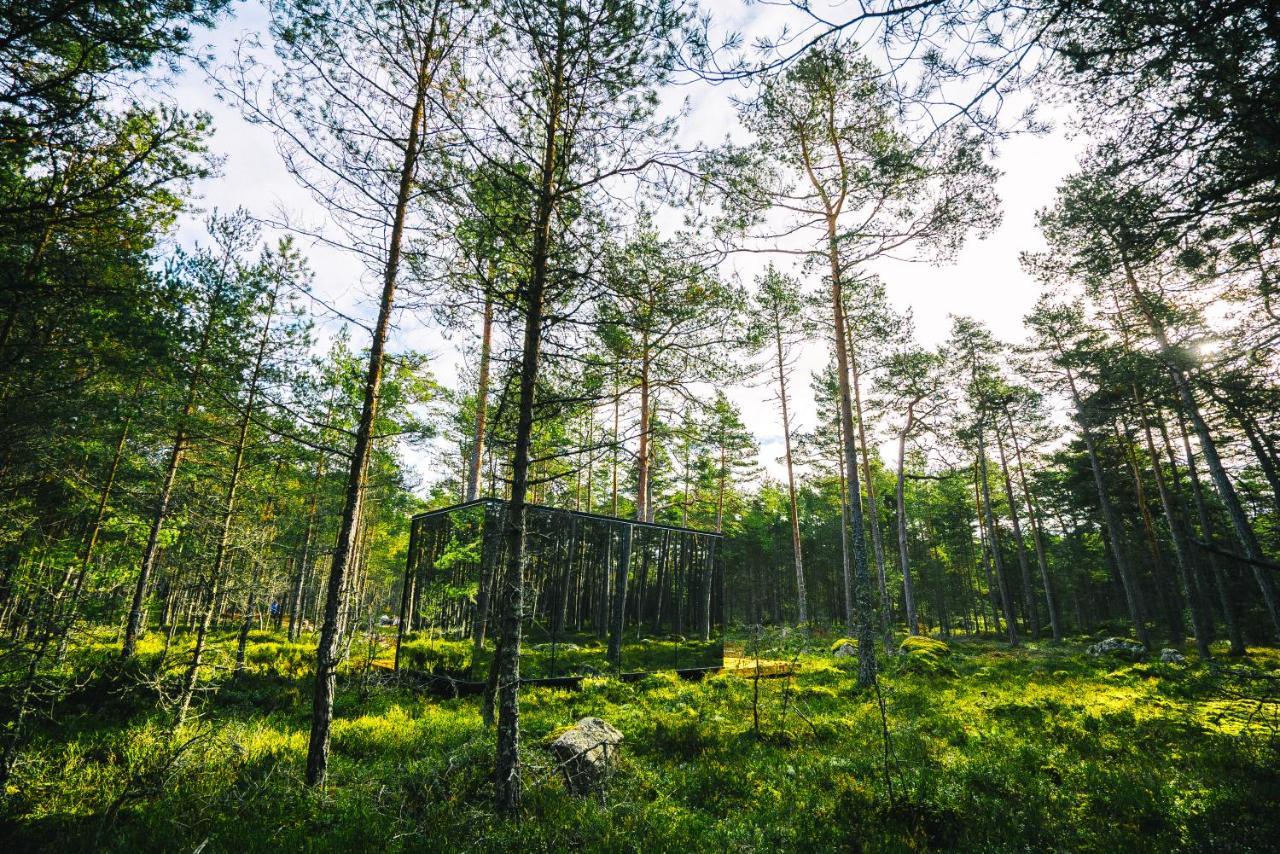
left=3, top=630, right=1278, bottom=851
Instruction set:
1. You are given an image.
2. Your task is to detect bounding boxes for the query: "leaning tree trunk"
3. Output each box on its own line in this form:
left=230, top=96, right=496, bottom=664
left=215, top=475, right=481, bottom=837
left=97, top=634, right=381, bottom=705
left=1136, top=391, right=1211, bottom=658
left=56, top=399, right=135, bottom=662
left=1120, top=258, right=1280, bottom=638
left=304, top=45, right=432, bottom=787
left=1064, top=366, right=1150, bottom=649
left=1169, top=365, right=1280, bottom=638
left=1173, top=408, right=1246, bottom=655
left=123, top=289, right=223, bottom=659
left=174, top=279, right=279, bottom=729
left=994, top=421, right=1038, bottom=639
left=849, top=342, right=893, bottom=651
left=1004, top=406, right=1061, bottom=641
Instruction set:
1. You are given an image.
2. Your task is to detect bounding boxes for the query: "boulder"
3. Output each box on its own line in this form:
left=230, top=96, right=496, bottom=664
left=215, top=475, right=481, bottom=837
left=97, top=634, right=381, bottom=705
left=1159, top=648, right=1186, bottom=664
left=833, top=643, right=857, bottom=659
left=550, top=717, right=623, bottom=795
left=1086, top=637, right=1146, bottom=660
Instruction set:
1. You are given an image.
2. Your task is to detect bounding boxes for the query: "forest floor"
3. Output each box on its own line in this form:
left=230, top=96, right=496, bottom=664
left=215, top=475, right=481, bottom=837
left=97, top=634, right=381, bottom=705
left=3, top=629, right=1278, bottom=852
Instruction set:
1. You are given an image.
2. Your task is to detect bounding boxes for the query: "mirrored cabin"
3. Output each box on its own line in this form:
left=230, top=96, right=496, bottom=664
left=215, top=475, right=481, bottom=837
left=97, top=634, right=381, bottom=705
left=394, top=499, right=724, bottom=680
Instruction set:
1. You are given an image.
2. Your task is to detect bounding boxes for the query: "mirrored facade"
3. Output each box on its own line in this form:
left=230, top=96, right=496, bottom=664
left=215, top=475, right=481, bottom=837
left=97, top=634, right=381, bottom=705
left=395, top=499, right=724, bottom=679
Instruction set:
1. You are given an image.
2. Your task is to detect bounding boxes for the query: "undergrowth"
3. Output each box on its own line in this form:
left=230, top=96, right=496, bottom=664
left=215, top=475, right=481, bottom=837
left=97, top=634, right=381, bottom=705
left=2, top=631, right=1277, bottom=852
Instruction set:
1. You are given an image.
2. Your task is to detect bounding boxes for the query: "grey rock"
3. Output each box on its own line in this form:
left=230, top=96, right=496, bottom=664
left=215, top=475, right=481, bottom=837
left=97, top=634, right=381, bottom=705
left=1086, top=637, right=1146, bottom=660
left=1159, top=648, right=1186, bottom=664
left=550, top=717, right=623, bottom=795
left=833, top=643, right=857, bottom=659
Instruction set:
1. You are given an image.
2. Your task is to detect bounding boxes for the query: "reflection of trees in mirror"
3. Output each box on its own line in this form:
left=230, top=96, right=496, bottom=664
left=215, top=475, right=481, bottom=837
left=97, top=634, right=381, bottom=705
left=396, top=499, right=724, bottom=680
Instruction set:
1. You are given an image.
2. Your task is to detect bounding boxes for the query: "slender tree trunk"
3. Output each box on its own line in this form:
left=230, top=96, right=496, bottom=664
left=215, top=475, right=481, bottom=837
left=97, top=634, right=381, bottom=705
left=977, top=425, right=1019, bottom=646
left=850, top=344, right=892, bottom=649
left=608, top=524, right=632, bottom=665
left=774, top=315, right=806, bottom=624
left=1064, top=366, right=1150, bottom=648
left=611, top=370, right=620, bottom=516
left=896, top=417, right=918, bottom=635
left=466, top=290, right=493, bottom=501
left=56, top=402, right=134, bottom=661
left=174, top=279, right=279, bottom=728
left=635, top=340, right=651, bottom=522
left=493, top=21, right=564, bottom=812
left=123, top=290, right=223, bottom=659
left=305, top=39, right=434, bottom=786
left=1120, top=258, right=1280, bottom=637
left=994, top=421, right=1038, bottom=639
left=1136, top=391, right=1211, bottom=658
left=1169, top=366, right=1280, bottom=638
left=1004, top=407, right=1061, bottom=641
left=837, top=440, right=854, bottom=634
left=826, top=225, right=875, bottom=686
left=1175, top=408, right=1246, bottom=655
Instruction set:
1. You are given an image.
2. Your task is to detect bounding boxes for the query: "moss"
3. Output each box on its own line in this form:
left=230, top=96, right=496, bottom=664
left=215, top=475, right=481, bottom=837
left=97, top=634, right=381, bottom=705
left=3, top=632, right=1277, bottom=852
left=829, top=637, right=858, bottom=653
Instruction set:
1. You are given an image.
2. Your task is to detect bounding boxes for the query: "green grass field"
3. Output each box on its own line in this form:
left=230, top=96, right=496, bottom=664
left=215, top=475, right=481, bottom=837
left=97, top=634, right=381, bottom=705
left=3, top=629, right=1277, bottom=851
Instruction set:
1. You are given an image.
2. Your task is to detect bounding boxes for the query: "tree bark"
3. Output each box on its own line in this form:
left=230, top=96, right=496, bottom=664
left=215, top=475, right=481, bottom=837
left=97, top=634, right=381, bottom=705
left=1136, top=390, right=1211, bottom=658
left=773, top=311, right=806, bottom=624
left=994, top=420, right=1039, bottom=639
left=976, top=424, right=1019, bottom=646
left=896, top=418, right=918, bottom=635
left=1064, top=366, right=1150, bottom=648
left=466, top=290, right=493, bottom=501
left=122, top=285, right=223, bottom=659
left=175, top=279, right=278, bottom=728
left=494, top=15, right=564, bottom=811
left=305, top=39, right=433, bottom=786
left=1004, top=406, right=1062, bottom=641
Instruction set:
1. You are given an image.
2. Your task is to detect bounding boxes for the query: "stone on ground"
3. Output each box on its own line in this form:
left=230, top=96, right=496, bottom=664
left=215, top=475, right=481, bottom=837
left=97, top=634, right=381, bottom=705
left=550, top=717, right=623, bottom=795
left=833, top=643, right=857, bottom=658
left=1159, top=648, right=1187, bottom=663
left=1087, top=637, right=1146, bottom=660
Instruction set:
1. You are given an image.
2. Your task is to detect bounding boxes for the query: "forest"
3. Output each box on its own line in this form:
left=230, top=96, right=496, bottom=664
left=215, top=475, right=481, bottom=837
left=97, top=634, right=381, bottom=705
left=1, top=0, right=1278, bottom=850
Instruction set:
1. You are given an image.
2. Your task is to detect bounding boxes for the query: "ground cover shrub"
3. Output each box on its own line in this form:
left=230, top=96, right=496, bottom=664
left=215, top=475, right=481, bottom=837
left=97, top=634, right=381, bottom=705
left=3, top=632, right=1278, bottom=852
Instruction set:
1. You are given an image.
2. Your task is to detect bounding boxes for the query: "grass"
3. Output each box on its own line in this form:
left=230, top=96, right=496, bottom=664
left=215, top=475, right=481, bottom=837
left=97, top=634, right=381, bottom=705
left=2, top=629, right=1278, bottom=851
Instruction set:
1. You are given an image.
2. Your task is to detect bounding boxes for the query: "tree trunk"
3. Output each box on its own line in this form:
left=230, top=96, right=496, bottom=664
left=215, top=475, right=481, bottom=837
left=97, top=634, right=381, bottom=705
left=1065, top=366, right=1150, bottom=648
left=1004, top=406, right=1061, bottom=641
left=305, top=41, right=433, bottom=786
left=1174, top=408, right=1246, bottom=655
left=993, top=420, right=1039, bottom=639
left=1119, top=257, right=1280, bottom=638
left=56, top=400, right=134, bottom=661
left=174, top=277, right=279, bottom=728
left=774, top=315, right=806, bottom=624
left=123, top=288, right=223, bottom=659
left=849, top=343, right=892, bottom=650
left=466, top=289, right=493, bottom=501
left=635, top=339, right=651, bottom=522
left=977, top=425, right=1019, bottom=646
left=825, top=225, right=876, bottom=687
left=493, top=21, right=564, bottom=812
left=896, top=421, right=918, bottom=635
left=1136, top=390, right=1211, bottom=658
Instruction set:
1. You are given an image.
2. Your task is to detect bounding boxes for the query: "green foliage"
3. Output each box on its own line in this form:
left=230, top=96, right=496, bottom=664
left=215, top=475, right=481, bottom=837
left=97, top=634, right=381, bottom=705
left=5, top=633, right=1277, bottom=851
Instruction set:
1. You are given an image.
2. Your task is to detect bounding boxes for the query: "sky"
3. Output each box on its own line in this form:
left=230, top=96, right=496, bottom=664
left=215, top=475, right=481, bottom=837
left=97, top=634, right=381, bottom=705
left=170, top=1, right=1087, bottom=492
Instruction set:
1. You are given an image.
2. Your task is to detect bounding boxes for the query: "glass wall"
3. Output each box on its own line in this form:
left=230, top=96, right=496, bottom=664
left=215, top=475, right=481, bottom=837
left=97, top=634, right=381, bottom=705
left=396, top=499, right=724, bottom=679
